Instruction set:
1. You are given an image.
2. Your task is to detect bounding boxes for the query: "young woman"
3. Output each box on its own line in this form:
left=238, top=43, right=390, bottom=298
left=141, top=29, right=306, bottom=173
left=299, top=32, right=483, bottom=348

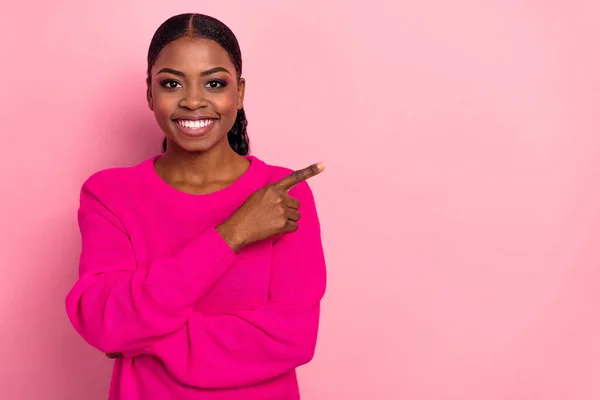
left=65, top=13, right=326, bottom=400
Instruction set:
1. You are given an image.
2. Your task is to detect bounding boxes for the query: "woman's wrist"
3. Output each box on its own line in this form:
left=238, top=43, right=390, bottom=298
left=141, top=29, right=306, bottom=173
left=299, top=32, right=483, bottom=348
left=216, top=222, right=245, bottom=253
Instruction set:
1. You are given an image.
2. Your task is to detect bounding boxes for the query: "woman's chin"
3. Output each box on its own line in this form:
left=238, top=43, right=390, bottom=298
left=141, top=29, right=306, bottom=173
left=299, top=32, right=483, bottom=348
left=168, top=134, right=228, bottom=154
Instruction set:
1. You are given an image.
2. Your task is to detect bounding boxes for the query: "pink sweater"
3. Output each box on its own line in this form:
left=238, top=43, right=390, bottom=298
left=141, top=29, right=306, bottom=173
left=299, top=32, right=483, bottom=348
left=65, top=155, right=326, bottom=400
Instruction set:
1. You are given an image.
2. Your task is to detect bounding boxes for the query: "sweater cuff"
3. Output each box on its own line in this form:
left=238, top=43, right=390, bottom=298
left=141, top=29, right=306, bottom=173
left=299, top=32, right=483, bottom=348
left=179, top=227, right=237, bottom=289
left=157, top=227, right=237, bottom=309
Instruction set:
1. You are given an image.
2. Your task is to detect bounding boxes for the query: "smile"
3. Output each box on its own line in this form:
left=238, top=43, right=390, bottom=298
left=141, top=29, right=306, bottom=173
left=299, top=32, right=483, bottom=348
left=173, top=118, right=218, bottom=137
left=175, top=119, right=216, bottom=130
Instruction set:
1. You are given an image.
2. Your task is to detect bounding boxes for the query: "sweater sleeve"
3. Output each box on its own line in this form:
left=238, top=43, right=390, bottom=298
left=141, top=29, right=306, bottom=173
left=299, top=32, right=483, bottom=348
left=65, top=176, right=236, bottom=354
left=142, top=181, right=327, bottom=389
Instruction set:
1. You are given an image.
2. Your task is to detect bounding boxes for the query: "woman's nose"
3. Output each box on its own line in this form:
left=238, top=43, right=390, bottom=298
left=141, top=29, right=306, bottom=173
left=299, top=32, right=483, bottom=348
left=179, top=88, right=208, bottom=110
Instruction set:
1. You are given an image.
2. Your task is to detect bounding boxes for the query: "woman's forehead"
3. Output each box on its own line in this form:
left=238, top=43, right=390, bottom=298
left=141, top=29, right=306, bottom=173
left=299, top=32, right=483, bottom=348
left=153, top=37, right=233, bottom=70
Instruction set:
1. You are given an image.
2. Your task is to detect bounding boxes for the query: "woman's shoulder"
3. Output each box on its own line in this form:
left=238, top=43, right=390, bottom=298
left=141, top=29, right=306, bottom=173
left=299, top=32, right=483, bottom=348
left=260, top=159, right=293, bottom=181
left=80, top=155, right=156, bottom=198
left=254, top=156, right=316, bottom=199
left=250, top=156, right=294, bottom=183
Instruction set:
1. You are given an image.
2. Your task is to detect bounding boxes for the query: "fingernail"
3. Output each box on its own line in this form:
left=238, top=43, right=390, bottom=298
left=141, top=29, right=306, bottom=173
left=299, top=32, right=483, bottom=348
left=316, top=162, right=325, bottom=171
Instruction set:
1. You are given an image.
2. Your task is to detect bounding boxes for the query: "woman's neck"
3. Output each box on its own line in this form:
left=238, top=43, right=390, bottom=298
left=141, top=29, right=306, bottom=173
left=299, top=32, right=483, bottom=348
left=155, top=143, right=249, bottom=190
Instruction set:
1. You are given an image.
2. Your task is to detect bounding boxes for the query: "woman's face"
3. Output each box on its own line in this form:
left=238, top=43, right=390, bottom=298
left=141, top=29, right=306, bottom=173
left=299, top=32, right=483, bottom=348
left=148, top=37, right=245, bottom=153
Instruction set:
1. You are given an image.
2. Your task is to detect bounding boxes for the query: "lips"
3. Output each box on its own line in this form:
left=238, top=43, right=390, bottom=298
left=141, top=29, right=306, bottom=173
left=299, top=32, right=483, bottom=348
left=172, top=117, right=217, bottom=137
left=173, top=114, right=218, bottom=120
left=175, top=119, right=215, bottom=129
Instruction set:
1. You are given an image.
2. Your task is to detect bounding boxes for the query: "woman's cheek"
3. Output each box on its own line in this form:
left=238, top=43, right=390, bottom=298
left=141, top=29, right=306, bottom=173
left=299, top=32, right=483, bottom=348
left=153, top=96, right=174, bottom=120
left=214, top=95, right=238, bottom=119
left=152, top=104, right=175, bottom=135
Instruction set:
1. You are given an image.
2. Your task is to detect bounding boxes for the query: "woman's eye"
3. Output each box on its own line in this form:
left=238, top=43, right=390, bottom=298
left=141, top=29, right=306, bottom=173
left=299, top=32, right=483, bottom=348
left=206, top=80, right=226, bottom=89
left=161, top=80, right=182, bottom=89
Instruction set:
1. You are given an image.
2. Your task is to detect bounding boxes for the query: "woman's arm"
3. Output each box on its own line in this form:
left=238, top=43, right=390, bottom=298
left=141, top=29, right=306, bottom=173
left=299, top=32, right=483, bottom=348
left=65, top=174, right=237, bottom=354
left=137, top=181, right=327, bottom=389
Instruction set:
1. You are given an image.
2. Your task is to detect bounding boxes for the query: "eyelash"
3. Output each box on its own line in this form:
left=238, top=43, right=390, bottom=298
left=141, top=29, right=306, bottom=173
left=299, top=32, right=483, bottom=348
left=159, top=80, right=227, bottom=90
left=206, top=80, right=227, bottom=89
left=160, top=80, right=182, bottom=89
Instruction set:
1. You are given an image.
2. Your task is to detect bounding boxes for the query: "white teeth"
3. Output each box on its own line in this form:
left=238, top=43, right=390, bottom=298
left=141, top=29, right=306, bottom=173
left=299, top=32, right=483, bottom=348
left=178, top=119, right=213, bottom=129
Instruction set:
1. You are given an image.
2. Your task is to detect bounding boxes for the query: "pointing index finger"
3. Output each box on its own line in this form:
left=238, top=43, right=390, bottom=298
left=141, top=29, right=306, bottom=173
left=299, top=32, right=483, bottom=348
left=275, top=162, right=325, bottom=191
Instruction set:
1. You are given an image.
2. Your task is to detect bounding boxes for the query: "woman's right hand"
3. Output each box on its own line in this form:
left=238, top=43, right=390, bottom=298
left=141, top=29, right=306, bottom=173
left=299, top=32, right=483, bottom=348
left=217, top=163, right=324, bottom=252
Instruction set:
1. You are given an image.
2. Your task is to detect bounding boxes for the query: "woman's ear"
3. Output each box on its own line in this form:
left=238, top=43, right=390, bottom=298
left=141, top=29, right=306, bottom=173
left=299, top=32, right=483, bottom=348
left=146, top=81, right=153, bottom=111
left=237, top=77, right=246, bottom=110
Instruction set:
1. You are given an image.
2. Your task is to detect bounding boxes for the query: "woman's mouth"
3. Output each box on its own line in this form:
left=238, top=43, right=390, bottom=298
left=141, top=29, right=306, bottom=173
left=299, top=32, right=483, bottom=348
left=173, top=118, right=217, bottom=137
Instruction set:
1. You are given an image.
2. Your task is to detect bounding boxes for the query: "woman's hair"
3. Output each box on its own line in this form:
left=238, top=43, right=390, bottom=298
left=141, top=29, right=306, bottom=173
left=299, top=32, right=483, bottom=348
left=147, top=14, right=249, bottom=155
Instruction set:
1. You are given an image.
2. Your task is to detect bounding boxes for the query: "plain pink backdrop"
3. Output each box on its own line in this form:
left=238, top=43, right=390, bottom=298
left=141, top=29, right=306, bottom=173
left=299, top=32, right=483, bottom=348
left=2, top=1, right=600, bottom=399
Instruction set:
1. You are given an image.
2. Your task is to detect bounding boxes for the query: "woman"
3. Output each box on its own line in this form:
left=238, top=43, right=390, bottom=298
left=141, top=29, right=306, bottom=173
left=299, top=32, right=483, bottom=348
left=65, top=13, right=326, bottom=400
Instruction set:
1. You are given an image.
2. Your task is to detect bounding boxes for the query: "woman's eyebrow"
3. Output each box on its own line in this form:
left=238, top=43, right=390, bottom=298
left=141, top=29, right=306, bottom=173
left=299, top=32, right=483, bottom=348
left=156, top=67, right=231, bottom=77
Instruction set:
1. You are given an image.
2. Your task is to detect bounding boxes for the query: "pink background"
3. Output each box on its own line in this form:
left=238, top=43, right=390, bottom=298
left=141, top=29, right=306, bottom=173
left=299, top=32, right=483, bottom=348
left=1, top=1, right=600, bottom=399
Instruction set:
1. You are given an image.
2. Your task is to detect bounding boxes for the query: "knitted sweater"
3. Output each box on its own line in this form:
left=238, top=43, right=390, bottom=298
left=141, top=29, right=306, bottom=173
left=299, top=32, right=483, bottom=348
left=65, top=155, right=327, bottom=400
